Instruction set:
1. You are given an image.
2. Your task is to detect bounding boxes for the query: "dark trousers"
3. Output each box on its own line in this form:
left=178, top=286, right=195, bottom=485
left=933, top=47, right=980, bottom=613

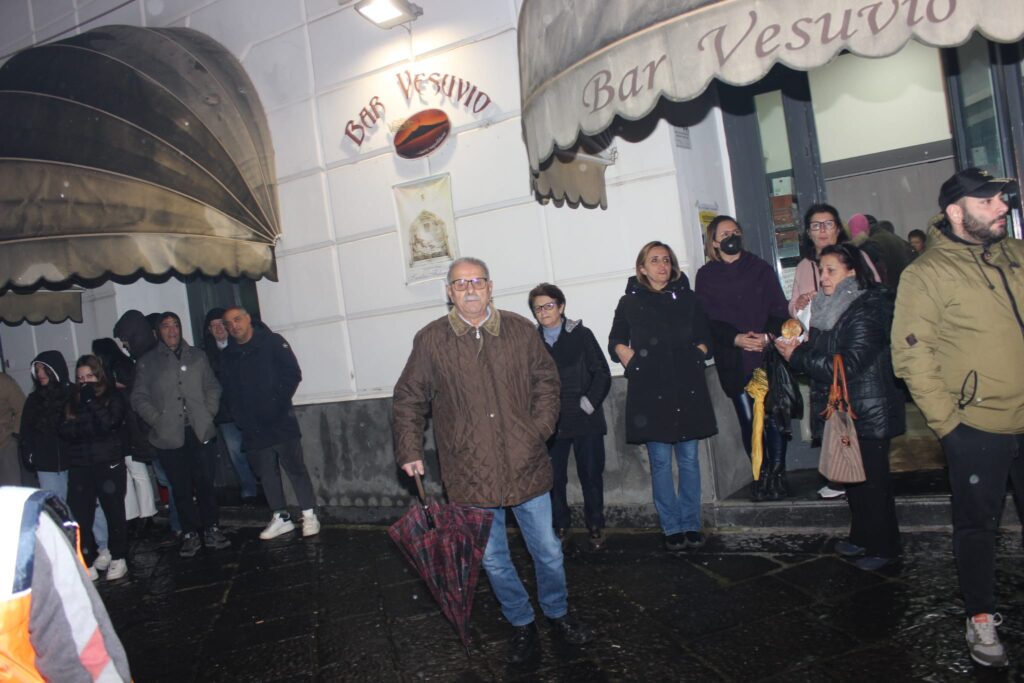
left=157, top=428, right=219, bottom=534
left=68, top=460, right=128, bottom=564
left=732, top=392, right=787, bottom=465
left=247, top=438, right=316, bottom=512
left=845, top=438, right=900, bottom=558
left=943, top=425, right=1021, bottom=616
left=548, top=434, right=606, bottom=530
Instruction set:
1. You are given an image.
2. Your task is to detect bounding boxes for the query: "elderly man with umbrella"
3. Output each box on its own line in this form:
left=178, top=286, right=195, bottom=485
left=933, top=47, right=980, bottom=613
left=393, top=256, right=594, bottom=663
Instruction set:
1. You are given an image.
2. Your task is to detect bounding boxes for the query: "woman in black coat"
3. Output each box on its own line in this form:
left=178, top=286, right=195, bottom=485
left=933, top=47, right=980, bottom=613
left=776, top=243, right=905, bottom=570
left=60, top=355, right=129, bottom=581
left=529, top=283, right=611, bottom=550
left=609, top=241, right=717, bottom=552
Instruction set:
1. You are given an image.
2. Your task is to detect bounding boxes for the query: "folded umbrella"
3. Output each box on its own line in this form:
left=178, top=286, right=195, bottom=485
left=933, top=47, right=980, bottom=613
left=745, top=368, right=769, bottom=480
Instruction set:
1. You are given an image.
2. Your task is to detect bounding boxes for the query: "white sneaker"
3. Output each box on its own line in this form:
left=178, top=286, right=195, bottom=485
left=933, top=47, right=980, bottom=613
left=817, top=485, right=846, bottom=499
left=88, top=564, right=99, bottom=582
left=966, top=613, right=1008, bottom=667
left=301, top=510, right=320, bottom=537
left=94, top=548, right=112, bottom=571
left=259, top=512, right=295, bottom=540
left=106, top=558, right=128, bottom=581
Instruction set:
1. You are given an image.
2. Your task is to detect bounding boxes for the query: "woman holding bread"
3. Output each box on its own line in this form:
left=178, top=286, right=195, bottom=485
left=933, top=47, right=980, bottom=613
left=695, top=215, right=792, bottom=501
left=775, top=243, right=905, bottom=571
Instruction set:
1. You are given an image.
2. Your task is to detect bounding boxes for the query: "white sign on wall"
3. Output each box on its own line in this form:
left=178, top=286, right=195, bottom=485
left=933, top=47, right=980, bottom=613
left=393, top=174, right=459, bottom=285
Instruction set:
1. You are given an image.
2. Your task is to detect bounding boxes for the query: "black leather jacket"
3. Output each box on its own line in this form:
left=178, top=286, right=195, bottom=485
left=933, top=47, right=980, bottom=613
left=789, top=287, right=906, bottom=441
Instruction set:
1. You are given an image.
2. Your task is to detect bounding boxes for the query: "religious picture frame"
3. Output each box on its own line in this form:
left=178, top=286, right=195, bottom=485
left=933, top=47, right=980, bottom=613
left=393, top=173, right=459, bottom=284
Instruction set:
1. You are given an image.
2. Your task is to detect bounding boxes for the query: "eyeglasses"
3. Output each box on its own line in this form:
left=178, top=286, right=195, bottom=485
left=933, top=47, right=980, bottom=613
left=809, top=220, right=837, bottom=232
left=449, top=277, right=489, bottom=291
left=533, top=301, right=559, bottom=314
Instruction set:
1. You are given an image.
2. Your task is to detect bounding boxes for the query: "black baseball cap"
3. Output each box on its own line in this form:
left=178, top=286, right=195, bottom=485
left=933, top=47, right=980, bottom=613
left=938, top=167, right=1018, bottom=210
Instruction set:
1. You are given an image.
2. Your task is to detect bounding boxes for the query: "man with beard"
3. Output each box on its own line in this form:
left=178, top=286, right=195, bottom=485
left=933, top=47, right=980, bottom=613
left=892, top=167, right=1024, bottom=669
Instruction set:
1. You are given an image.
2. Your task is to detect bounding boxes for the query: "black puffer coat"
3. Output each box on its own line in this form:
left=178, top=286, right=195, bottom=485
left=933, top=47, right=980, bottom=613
left=789, top=287, right=905, bottom=440
left=19, top=351, right=71, bottom=472
left=608, top=276, right=717, bottom=444
left=58, top=388, right=127, bottom=467
left=539, top=318, right=610, bottom=439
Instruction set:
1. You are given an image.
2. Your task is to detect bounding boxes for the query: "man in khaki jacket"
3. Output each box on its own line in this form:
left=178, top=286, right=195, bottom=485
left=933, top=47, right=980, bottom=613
left=892, top=168, right=1024, bottom=669
left=393, top=257, right=592, bottom=663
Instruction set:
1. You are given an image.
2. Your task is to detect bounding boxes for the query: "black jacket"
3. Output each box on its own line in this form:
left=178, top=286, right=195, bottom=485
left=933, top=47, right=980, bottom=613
left=789, top=287, right=906, bottom=440
left=19, top=351, right=71, bottom=472
left=58, top=388, right=127, bottom=467
left=539, top=318, right=610, bottom=439
left=220, top=323, right=302, bottom=451
left=608, top=275, right=717, bottom=444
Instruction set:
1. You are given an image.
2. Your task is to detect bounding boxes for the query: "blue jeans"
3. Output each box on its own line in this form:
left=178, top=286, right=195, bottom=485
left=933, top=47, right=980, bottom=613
left=645, top=440, right=701, bottom=535
left=481, top=493, right=569, bottom=626
left=37, top=470, right=108, bottom=550
left=151, top=460, right=181, bottom=533
left=219, top=422, right=259, bottom=498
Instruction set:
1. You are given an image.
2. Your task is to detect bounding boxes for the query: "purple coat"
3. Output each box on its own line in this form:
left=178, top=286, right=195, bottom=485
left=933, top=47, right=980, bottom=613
left=695, top=251, right=789, bottom=396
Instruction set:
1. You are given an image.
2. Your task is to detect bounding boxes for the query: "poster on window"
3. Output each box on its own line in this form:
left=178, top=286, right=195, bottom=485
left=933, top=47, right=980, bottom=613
left=393, top=173, right=458, bottom=284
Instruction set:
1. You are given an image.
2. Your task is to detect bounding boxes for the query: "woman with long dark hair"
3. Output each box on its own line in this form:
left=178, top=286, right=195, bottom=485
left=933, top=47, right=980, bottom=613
left=60, top=355, right=129, bottom=581
left=609, top=241, right=717, bottom=551
left=776, top=243, right=905, bottom=570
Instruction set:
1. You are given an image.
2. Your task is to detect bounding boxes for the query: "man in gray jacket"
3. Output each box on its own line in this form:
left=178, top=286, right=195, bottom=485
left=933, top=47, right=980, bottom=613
left=131, top=312, right=229, bottom=557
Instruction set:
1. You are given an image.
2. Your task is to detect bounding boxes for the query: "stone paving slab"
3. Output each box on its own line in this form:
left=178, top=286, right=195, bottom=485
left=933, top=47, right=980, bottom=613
left=96, top=525, right=1024, bottom=682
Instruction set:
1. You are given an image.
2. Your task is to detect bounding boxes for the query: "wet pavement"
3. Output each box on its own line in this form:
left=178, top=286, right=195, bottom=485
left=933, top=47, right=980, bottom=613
left=97, top=519, right=1024, bottom=682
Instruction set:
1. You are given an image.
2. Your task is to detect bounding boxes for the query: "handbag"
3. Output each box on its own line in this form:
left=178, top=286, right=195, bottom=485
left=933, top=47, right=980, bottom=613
left=818, top=354, right=865, bottom=484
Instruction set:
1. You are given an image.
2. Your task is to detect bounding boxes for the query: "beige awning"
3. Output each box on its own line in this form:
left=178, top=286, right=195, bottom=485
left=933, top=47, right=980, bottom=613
left=0, top=290, right=82, bottom=325
left=0, top=25, right=280, bottom=289
left=519, top=0, right=1024, bottom=207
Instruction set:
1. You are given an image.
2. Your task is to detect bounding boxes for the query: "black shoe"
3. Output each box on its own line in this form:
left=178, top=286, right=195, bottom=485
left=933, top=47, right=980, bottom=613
left=834, top=539, right=865, bottom=557
left=506, top=622, right=539, bottom=664
left=179, top=532, right=201, bottom=558
left=203, top=525, right=231, bottom=550
left=548, top=614, right=594, bottom=645
left=684, top=531, right=705, bottom=549
left=750, top=462, right=770, bottom=502
left=664, top=533, right=687, bottom=552
left=587, top=528, right=605, bottom=551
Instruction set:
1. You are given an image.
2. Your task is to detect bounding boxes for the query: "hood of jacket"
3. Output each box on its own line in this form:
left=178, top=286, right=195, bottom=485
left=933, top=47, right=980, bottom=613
left=202, top=307, right=226, bottom=352
left=30, top=350, right=69, bottom=388
left=623, top=273, right=691, bottom=297
left=113, top=310, right=158, bottom=360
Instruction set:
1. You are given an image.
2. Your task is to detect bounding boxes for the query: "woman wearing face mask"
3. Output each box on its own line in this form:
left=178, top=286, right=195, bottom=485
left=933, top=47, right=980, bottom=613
left=695, top=216, right=791, bottom=500
left=59, top=355, right=130, bottom=581
left=775, top=243, right=905, bottom=570
left=530, top=283, right=611, bottom=550
left=609, top=241, right=717, bottom=552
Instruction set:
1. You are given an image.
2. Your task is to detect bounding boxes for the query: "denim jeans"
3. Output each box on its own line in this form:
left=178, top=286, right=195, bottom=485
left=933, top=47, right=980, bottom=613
left=481, top=492, right=569, bottom=626
left=37, top=469, right=109, bottom=550
left=645, top=440, right=701, bottom=535
left=219, top=422, right=259, bottom=499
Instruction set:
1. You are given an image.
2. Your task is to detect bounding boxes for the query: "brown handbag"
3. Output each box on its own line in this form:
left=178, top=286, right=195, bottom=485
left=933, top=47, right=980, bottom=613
left=818, top=355, right=866, bottom=484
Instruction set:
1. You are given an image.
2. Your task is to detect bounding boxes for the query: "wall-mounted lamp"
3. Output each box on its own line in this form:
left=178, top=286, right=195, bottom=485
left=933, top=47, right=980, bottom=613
left=353, top=0, right=423, bottom=29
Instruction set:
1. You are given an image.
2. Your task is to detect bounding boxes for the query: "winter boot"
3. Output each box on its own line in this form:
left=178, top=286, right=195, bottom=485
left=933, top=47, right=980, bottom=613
left=765, top=461, right=789, bottom=501
left=750, top=461, right=770, bottom=502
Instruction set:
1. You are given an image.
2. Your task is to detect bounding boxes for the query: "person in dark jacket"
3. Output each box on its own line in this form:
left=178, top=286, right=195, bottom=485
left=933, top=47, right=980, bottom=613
left=202, top=307, right=259, bottom=502
left=776, top=243, right=905, bottom=571
left=59, top=355, right=130, bottom=581
left=609, top=241, right=717, bottom=552
left=529, top=283, right=611, bottom=550
left=695, top=216, right=791, bottom=501
left=221, top=306, right=320, bottom=540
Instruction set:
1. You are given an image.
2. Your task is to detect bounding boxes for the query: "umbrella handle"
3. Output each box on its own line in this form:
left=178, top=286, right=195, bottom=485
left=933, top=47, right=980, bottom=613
left=414, top=471, right=427, bottom=504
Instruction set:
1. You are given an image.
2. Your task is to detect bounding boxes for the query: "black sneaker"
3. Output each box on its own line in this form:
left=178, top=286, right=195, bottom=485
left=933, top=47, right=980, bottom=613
left=548, top=614, right=594, bottom=645
left=204, top=525, right=231, bottom=550
left=665, top=533, right=687, bottom=552
left=684, top=531, right=705, bottom=549
left=179, top=532, right=201, bottom=558
left=506, top=622, right=539, bottom=664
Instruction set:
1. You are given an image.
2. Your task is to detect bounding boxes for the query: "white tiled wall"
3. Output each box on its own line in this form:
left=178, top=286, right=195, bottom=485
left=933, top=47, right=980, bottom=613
left=0, top=0, right=725, bottom=403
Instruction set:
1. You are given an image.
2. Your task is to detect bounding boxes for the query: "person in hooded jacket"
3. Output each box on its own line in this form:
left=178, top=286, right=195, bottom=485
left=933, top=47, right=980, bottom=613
left=609, top=241, right=717, bottom=552
left=59, top=355, right=130, bottom=581
left=202, top=307, right=260, bottom=503
left=695, top=216, right=791, bottom=501
left=529, top=283, right=611, bottom=550
left=776, top=243, right=905, bottom=572
left=113, top=309, right=181, bottom=540
left=20, top=350, right=112, bottom=573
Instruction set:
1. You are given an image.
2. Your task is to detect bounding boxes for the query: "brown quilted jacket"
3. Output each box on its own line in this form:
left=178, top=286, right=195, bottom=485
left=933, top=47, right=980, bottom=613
left=393, top=307, right=561, bottom=507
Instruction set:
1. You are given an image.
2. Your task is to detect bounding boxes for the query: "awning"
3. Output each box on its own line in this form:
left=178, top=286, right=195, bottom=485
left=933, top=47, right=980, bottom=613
left=0, top=25, right=280, bottom=290
left=519, top=0, right=1024, bottom=208
left=0, top=290, right=82, bottom=325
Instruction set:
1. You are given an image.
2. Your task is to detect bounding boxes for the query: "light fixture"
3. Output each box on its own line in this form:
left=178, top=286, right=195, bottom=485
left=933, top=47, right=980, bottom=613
left=353, top=0, right=423, bottom=29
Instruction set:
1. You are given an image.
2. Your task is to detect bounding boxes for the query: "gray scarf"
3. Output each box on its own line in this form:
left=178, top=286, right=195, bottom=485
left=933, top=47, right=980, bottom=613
left=810, top=277, right=865, bottom=331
